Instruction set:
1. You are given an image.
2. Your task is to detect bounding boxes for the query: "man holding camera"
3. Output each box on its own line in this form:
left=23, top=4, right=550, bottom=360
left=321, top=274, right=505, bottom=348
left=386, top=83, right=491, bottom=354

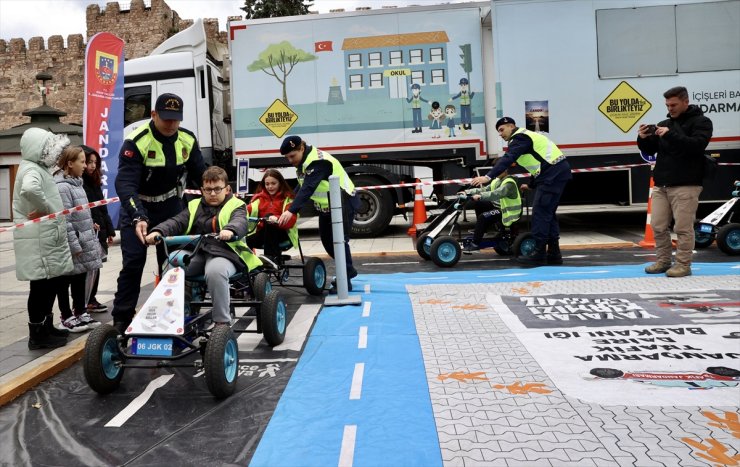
left=637, top=86, right=712, bottom=278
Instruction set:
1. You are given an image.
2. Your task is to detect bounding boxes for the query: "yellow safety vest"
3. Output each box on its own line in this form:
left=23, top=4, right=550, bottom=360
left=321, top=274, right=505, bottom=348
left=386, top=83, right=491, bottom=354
left=186, top=197, right=263, bottom=272
left=298, top=147, right=355, bottom=210
left=489, top=176, right=522, bottom=227
left=510, top=128, right=564, bottom=178
left=247, top=197, right=299, bottom=250
left=128, top=123, right=195, bottom=167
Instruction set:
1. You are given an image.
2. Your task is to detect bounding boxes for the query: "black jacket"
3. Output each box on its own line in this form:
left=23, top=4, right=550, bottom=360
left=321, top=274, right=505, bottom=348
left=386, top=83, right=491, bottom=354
left=149, top=194, right=249, bottom=271
left=637, top=105, right=712, bottom=187
left=82, top=176, right=116, bottom=246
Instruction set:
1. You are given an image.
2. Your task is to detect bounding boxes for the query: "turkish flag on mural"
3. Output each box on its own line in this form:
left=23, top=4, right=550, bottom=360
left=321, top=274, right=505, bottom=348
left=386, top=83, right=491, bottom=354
left=315, top=41, right=333, bottom=52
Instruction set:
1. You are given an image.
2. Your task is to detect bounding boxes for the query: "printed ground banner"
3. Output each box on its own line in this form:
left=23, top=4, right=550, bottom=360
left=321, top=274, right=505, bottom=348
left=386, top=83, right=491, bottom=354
left=488, top=290, right=740, bottom=406
left=83, top=33, right=124, bottom=226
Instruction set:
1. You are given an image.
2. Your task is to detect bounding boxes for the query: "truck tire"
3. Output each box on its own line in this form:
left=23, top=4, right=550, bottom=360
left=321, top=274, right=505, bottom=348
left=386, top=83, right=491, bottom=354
left=351, top=174, right=394, bottom=238
left=717, top=223, right=740, bottom=255
left=430, top=235, right=461, bottom=268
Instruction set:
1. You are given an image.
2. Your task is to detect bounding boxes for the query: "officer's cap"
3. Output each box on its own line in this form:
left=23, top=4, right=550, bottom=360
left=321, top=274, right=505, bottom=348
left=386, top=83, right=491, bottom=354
left=280, top=135, right=303, bottom=155
left=410, top=83, right=421, bottom=90
left=459, top=77, right=469, bottom=85
left=155, top=93, right=184, bottom=121
left=495, top=117, right=516, bottom=130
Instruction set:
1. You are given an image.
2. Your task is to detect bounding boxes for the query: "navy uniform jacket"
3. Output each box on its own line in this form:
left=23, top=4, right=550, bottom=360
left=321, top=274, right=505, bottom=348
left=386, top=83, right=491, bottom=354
left=287, top=144, right=334, bottom=214
left=115, top=121, right=207, bottom=227
left=485, top=131, right=572, bottom=188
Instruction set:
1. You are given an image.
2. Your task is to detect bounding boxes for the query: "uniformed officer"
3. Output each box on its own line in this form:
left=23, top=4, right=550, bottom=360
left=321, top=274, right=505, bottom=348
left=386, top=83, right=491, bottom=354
left=276, top=136, right=359, bottom=293
left=450, top=77, right=475, bottom=130
left=112, top=93, right=207, bottom=333
left=472, top=117, right=571, bottom=266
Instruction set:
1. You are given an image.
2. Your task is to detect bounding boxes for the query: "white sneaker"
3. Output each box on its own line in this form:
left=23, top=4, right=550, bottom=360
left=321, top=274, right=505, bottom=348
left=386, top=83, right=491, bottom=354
left=77, top=312, right=101, bottom=328
left=62, top=316, right=90, bottom=333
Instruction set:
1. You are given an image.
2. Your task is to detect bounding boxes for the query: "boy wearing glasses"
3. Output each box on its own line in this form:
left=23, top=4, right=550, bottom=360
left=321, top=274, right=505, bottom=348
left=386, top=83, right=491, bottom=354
left=144, top=167, right=262, bottom=325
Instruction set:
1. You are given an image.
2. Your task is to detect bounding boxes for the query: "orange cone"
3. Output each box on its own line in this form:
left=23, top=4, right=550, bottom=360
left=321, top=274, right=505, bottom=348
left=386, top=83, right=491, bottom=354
left=407, top=179, right=428, bottom=238
left=639, top=175, right=655, bottom=248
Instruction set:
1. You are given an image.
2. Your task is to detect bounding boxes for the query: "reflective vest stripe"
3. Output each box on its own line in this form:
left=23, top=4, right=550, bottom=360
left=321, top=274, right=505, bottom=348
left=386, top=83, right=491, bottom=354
left=510, top=128, right=564, bottom=178
left=128, top=124, right=195, bottom=167
left=298, top=147, right=355, bottom=210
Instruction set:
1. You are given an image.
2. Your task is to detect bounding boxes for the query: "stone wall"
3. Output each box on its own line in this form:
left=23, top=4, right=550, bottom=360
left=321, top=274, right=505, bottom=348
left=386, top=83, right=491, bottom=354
left=0, top=0, right=232, bottom=131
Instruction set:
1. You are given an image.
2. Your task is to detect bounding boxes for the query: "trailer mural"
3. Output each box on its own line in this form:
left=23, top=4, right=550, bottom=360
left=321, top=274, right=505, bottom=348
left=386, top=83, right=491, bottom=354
left=230, top=7, right=485, bottom=155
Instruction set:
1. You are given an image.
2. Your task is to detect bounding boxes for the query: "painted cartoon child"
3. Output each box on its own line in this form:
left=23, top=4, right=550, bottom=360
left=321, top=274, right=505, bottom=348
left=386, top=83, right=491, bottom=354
left=406, top=83, right=428, bottom=133
left=445, top=104, right=457, bottom=137
left=428, top=101, right=445, bottom=139
left=450, top=77, right=475, bottom=130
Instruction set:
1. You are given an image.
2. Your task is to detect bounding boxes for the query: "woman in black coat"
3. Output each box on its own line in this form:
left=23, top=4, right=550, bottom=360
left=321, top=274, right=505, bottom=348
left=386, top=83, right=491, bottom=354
left=81, top=145, right=116, bottom=312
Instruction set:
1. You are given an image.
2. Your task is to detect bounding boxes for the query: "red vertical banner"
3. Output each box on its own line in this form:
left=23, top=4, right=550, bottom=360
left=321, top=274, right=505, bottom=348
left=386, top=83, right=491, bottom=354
left=84, top=33, right=124, bottom=226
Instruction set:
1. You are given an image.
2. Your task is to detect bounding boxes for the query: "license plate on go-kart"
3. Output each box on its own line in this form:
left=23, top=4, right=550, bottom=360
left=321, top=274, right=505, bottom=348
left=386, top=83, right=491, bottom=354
left=131, top=337, right=174, bottom=356
left=699, top=223, right=713, bottom=233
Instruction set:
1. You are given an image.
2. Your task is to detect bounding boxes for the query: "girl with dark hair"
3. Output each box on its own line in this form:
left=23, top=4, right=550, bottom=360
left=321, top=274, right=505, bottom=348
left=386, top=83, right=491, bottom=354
left=81, top=145, right=116, bottom=312
left=246, top=169, right=298, bottom=258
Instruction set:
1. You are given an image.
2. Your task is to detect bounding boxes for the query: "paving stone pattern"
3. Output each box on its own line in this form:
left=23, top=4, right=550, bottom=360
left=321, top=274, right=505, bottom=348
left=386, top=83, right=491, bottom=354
left=408, top=276, right=740, bottom=466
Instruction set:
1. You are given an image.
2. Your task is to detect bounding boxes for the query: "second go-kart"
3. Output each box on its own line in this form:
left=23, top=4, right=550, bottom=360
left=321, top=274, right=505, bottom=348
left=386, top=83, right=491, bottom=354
left=415, top=192, right=534, bottom=268
left=694, top=181, right=740, bottom=255
left=83, top=233, right=288, bottom=399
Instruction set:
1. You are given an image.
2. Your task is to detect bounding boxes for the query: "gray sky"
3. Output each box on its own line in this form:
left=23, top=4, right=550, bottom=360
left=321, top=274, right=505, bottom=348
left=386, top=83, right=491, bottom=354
left=0, top=0, right=468, bottom=42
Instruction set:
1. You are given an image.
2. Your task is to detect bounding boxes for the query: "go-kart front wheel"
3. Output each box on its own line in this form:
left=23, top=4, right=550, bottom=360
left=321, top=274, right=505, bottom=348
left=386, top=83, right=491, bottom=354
left=416, top=232, right=432, bottom=260
left=303, top=257, right=327, bottom=296
left=83, top=324, right=125, bottom=394
left=430, top=235, right=461, bottom=268
left=253, top=272, right=272, bottom=301
left=717, top=223, right=740, bottom=255
left=261, top=290, right=287, bottom=346
left=493, top=238, right=514, bottom=256
left=204, top=325, right=238, bottom=399
left=512, top=232, right=537, bottom=258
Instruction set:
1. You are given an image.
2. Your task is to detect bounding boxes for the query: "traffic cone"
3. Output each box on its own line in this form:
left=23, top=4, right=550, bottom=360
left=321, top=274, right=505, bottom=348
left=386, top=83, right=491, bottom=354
left=407, top=179, right=428, bottom=238
left=639, top=175, right=655, bottom=248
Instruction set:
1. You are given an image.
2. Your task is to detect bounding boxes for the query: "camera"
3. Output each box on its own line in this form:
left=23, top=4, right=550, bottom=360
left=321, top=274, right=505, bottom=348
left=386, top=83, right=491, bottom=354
left=644, top=124, right=657, bottom=135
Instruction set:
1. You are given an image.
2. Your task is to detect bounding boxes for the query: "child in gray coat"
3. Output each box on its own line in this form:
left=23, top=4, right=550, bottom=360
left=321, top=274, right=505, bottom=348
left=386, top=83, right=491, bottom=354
left=54, top=146, right=103, bottom=332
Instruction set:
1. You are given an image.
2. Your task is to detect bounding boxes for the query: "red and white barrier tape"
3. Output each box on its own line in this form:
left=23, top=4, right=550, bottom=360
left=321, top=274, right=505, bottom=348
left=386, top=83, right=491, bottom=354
left=3, top=161, right=737, bottom=233
left=0, top=197, right=120, bottom=234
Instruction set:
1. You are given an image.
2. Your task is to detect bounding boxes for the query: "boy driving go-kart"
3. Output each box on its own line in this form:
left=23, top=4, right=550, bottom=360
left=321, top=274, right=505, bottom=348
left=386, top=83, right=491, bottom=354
left=144, top=166, right=262, bottom=324
left=459, top=168, right=522, bottom=254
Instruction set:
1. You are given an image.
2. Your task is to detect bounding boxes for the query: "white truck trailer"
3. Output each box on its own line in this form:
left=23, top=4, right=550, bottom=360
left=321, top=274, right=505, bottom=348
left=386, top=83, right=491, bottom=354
left=123, top=0, right=740, bottom=237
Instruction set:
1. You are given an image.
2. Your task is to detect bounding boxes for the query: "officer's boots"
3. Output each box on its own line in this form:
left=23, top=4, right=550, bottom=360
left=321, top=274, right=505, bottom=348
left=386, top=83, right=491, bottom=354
left=546, top=240, right=563, bottom=265
left=28, top=317, right=67, bottom=350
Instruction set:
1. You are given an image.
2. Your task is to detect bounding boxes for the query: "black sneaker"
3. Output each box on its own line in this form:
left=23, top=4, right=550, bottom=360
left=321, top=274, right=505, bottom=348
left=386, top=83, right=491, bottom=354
left=462, top=243, right=480, bottom=255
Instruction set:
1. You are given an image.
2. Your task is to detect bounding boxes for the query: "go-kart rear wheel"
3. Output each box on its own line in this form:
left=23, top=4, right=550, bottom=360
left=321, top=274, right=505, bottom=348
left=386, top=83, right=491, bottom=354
left=430, top=235, right=461, bottom=268
left=83, top=324, right=124, bottom=394
left=261, top=290, right=287, bottom=346
left=416, top=232, right=432, bottom=260
left=512, top=232, right=537, bottom=258
left=204, top=325, right=238, bottom=399
left=717, top=223, right=740, bottom=256
left=303, top=257, right=326, bottom=296
left=693, top=221, right=715, bottom=248
left=253, top=272, right=272, bottom=301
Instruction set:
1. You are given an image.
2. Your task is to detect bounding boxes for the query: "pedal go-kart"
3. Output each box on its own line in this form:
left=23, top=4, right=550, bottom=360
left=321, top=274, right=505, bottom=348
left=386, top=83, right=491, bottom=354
left=694, top=180, right=740, bottom=255
left=83, top=233, right=287, bottom=399
left=415, top=193, right=534, bottom=267
left=249, top=218, right=327, bottom=296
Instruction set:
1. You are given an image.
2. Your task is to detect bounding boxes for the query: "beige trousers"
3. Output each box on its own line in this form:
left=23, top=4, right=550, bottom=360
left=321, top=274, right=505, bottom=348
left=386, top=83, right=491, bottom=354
left=650, top=185, right=702, bottom=266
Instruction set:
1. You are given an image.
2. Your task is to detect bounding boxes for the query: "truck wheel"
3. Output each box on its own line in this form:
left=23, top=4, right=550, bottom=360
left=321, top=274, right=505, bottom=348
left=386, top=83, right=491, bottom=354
left=717, top=223, right=740, bottom=255
left=589, top=368, right=624, bottom=379
left=253, top=272, right=272, bottom=301
left=261, top=290, right=287, bottom=346
left=204, top=325, right=238, bottom=399
left=351, top=175, right=394, bottom=238
left=303, top=257, right=327, bottom=296
left=84, top=324, right=125, bottom=394
left=430, top=235, right=461, bottom=267
left=693, top=221, right=715, bottom=248
left=512, top=232, right=537, bottom=258
left=416, top=232, right=432, bottom=260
